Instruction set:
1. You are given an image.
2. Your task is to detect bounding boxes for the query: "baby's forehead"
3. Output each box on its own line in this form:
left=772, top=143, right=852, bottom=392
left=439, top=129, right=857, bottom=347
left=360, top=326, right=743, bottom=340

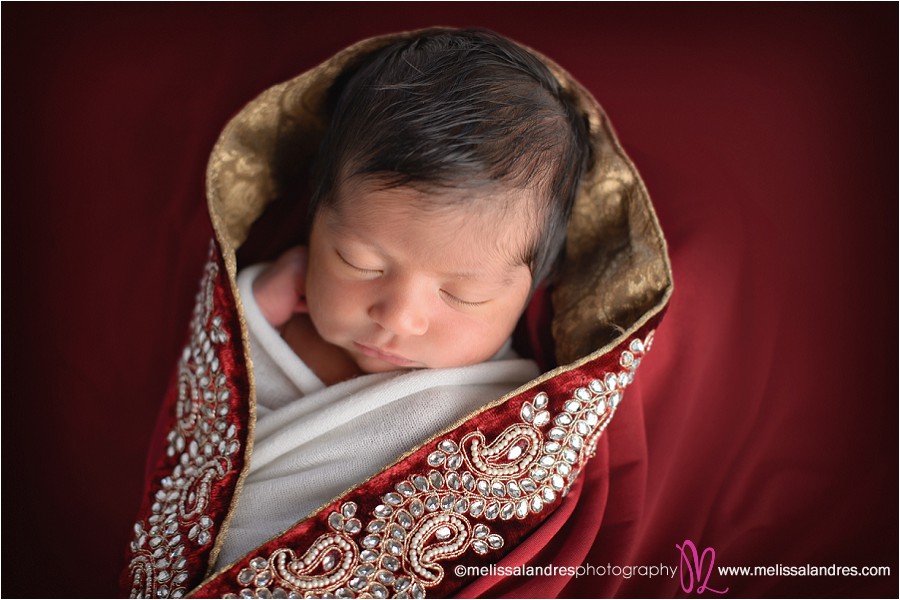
left=325, top=179, right=543, bottom=268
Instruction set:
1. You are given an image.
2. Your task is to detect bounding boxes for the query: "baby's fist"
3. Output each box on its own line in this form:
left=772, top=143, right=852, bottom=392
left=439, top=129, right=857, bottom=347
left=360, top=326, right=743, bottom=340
left=252, top=246, right=309, bottom=328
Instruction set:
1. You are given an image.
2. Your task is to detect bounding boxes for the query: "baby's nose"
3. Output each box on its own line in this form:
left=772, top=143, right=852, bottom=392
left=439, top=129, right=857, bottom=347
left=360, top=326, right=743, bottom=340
left=368, top=290, right=429, bottom=336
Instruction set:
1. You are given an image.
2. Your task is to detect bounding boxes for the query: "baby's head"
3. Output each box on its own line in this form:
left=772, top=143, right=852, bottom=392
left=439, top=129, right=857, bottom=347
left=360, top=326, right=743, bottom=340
left=304, top=28, right=590, bottom=373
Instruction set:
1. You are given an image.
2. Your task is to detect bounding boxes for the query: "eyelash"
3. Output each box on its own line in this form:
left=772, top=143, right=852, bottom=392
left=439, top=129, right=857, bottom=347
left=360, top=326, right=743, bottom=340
left=441, top=290, right=488, bottom=308
left=337, top=250, right=382, bottom=276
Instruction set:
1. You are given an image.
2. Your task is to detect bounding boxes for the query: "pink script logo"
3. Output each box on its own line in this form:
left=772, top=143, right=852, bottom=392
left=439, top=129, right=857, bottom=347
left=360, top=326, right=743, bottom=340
left=676, top=539, right=729, bottom=595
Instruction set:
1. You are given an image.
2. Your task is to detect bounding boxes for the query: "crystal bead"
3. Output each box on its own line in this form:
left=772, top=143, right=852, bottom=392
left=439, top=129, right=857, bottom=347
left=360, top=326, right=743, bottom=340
left=376, top=570, right=395, bottom=585
left=374, top=504, right=393, bottom=518
left=427, top=451, right=446, bottom=467
left=462, top=472, right=475, bottom=491
left=389, top=523, right=405, bottom=541
left=619, top=373, right=629, bottom=387
left=476, top=479, right=490, bottom=496
left=429, top=471, right=444, bottom=489
left=630, top=338, right=644, bottom=354
left=383, top=492, right=403, bottom=506
left=435, top=526, right=452, bottom=540
left=455, top=498, right=469, bottom=513
left=385, top=540, right=403, bottom=556
left=500, top=503, right=515, bottom=520
left=530, top=467, right=548, bottom=480
left=516, top=499, right=529, bottom=518
left=620, top=351, right=634, bottom=367
left=595, top=400, right=607, bottom=414
left=344, top=519, right=361, bottom=534
left=382, top=555, right=400, bottom=571
left=531, top=496, right=544, bottom=513
left=341, top=502, right=357, bottom=518
left=394, top=576, right=411, bottom=591
left=520, top=478, right=537, bottom=493
left=555, top=414, right=573, bottom=426
left=362, top=535, right=381, bottom=549
left=550, top=475, right=565, bottom=491
left=548, top=428, right=565, bottom=441
left=256, top=570, right=273, bottom=587
left=506, top=445, right=523, bottom=460
left=411, top=583, right=425, bottom=599
left=424, top=496, right=439, bottom=511
left=472, top=540, right=489, bottom=554
left=360, top=550, right=378, bottom=563
left=575, top=387, right=591, bottom=401
left=520, top=402, right=534, bottom=423
left=569, top=435, right=583, bottom=450
left=533, top=411, right=550, bottom=427
left=539, top=455, right=555, bottom=468
left=446, top=453, right=463, bottom=470
left=469, top=499, right=485, bottom=517
left=576, top=421, right=590, bottom=436
left=484, top=502, right=500, bottom=519
left=565, top=400, right=582, bottom=414
left=328, top=512, right=344, bottom=531
left=396, top=510, right=413, bottom=529
left=439, top=440, right=459, bottom=454
left=272, top=589, right=288, bottom=599
left=533, top=392, right=549, bottom=409
left=441, top=494, right=455, bottom=510
left=409, top=500, right=424, bottom=517
left=589, top=379, right=604, bottom=393
left=544, top=441, right=561, bottom=453
left=371, top=583, right=388, bottom=598
left=491, top=481, right=505, bottom=498
left=609, top=392, right=621, bottom=408
left=542, top=487, right=557, bottom=503
left=396, top=482, right=415, bottom=497
left=238, top=568, right=256, bottom=585
left=412, top=475, right=429, bottom=491
left=605, top=374, right=618, bottom=391
left=507, top=481, right=521, bottom=498
left=446, top=471, right=460, bottom=490
left=349, top=576, right=367, bottom=590
left=367, top=520, right=386, bottom=533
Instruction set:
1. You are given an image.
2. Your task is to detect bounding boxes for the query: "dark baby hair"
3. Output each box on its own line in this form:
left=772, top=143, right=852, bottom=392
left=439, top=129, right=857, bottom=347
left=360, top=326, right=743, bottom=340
left=309, top=28, right=590, bottom=286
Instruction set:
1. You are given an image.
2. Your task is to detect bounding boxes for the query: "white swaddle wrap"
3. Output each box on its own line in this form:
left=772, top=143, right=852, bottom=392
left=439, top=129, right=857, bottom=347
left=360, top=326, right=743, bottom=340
left=214, top=265, right=540, bottom=569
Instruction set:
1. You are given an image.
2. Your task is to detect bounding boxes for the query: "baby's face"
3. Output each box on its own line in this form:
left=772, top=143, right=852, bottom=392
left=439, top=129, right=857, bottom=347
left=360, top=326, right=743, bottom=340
left=305, top=178, right=536, bottom=374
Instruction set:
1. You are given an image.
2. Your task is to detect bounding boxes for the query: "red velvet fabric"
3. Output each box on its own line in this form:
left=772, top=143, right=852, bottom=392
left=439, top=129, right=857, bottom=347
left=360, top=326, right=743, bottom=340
left=4, top=4, right=896, bottom=598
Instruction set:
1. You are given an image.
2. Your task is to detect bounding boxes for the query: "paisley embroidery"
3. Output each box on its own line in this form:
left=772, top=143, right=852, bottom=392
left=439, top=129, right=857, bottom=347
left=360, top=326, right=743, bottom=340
left=222, top=331, right=653, bottom=599
left=127, top=243, right=237, bottom=599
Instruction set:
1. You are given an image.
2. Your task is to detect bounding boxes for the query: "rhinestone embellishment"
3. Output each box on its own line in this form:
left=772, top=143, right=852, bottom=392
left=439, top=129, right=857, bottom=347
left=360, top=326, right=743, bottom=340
left=222, top=331, right=653, bottom=598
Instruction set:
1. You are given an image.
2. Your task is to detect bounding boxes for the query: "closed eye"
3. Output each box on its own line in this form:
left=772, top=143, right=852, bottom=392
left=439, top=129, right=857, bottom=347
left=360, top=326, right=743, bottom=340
left=441, top=289, right=490, bottom=308
left=336, top=250, right=382, bottom=276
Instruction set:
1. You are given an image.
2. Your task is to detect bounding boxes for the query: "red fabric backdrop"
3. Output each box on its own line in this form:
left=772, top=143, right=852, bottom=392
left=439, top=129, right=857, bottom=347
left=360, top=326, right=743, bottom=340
left=3, top=4, right=896, bottom=598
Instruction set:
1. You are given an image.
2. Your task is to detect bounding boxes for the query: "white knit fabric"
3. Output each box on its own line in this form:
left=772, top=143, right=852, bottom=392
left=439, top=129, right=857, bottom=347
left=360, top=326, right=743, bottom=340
left=213, top=265, right=540, bottom=569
